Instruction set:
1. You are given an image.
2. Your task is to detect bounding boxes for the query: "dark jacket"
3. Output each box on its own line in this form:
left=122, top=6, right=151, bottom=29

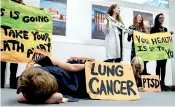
left=127, top=25, right=145, bottom=60
left=150, top=26, right=167, bottom=34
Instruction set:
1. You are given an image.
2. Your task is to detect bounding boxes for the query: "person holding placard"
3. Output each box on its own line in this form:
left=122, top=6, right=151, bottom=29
left=128, top=14, right=150, bottom=75
left=16, top=56, right=89, bottom=104
left=150, top=13, right=174, bottom=91
left=103, top=4, right=124, bottom=62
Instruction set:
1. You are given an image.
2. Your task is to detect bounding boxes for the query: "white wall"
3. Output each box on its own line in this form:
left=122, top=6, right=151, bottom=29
left=5, top=0, right=173, bottom=85
left=169, top=0, right=175, bottom=85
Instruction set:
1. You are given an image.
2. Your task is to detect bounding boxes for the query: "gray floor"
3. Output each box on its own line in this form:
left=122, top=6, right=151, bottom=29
left=1, top=88, right=175, bottom=106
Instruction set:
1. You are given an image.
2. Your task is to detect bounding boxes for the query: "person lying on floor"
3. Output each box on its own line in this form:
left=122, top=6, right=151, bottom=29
left=131, top=57, right=145, bottom=92
left=17, top=56, right=89, bottom=104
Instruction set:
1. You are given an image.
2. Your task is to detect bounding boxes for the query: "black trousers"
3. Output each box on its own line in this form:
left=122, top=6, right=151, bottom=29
left=1, top=62, right=18, bottom=88
left=156, top=59, right=167, bottom=84
left=141, top=61, right=149, bottom=75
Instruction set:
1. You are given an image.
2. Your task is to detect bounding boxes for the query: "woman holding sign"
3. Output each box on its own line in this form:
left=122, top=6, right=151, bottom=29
left=103, top=4, right=124, bottom=62
left=127, top=14, right=150, bottom=75
left=150, top=13, right=174, bottom=91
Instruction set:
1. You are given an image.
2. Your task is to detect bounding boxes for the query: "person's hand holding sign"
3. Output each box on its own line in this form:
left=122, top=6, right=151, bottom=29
left=129, top=30, right=134, bottom=35
left=105, top=14, right=110, bottom=19
left=105, top=14, right=110, bottom=28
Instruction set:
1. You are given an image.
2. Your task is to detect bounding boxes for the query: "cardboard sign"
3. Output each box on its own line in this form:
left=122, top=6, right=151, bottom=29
left=69, top=57, right=95, bottom=63
left=141, top=75, right=161, bottom=92
left=0, top=0, right=52, bottom=63
left=134, top=31, right=173, bottom=61
left=85, top=62, right=140, bottom=101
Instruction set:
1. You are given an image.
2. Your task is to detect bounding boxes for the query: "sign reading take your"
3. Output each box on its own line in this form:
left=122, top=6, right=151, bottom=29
left=0, top=0, right=52, bottom=63
left=141, top=75, right=161, bottom=92
left=85, top=62, right=140, bottom=100
left=133, top=31, right=173, bottom=61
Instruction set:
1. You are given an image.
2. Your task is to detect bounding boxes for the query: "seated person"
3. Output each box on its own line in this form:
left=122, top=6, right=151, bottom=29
left=17, top=56, right=89, bottom=104
left=131, top=57, right=145, bottom=92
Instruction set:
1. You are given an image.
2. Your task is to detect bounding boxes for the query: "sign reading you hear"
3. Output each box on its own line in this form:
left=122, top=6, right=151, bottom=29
left=133, top=31, right=173, bottom=61
left=141, top=75, right=161, bottom=92
left=85, top=62, right=140, bottom=100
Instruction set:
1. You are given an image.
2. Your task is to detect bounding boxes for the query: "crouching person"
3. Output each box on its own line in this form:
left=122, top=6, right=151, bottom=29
left=131, top=57, right=145, bottom=92
left=17, top=56, right=89, bottom=104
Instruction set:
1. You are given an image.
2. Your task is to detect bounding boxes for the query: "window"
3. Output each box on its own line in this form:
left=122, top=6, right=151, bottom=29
left=120, top=0, right=169, bottom=8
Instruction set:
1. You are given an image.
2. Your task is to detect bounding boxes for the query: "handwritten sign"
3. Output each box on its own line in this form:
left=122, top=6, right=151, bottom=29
left=69, top=57, right=95, bottom=63
left=141, top=75, right=161, bottom=92
left=85, top=62, right=140, bottom=101
left=0, top=0, right=52, bottom=63
left=133, top=31, right=173, bottom=61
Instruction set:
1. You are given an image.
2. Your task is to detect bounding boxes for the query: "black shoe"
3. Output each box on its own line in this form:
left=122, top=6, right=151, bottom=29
left=1, top=83, right=5, bottom=88
left=160, top=81, right=170, bottom=91
left=169, top=86, right=175, bottom=91
left=1, top=85, right=4, bottom=88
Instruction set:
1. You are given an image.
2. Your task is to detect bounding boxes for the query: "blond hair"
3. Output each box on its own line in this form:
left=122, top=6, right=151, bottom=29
left=131, top=57, right=144, bottom=73
left=18, top=68, right=58, bottom=103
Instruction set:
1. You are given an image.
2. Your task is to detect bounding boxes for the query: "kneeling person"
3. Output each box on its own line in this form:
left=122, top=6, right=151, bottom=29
left=131, top=57, right=145, bottom=92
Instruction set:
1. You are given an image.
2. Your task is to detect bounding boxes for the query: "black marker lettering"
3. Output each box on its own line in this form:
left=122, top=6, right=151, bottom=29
left=106, top=80, right=114, bottom=95
left=136, top=35, right=141, bottom=43
left=99, top=80, right=107, bottom=95
left=127, top=80, right=136, bottom=96
left=1, top=8, right=5, bottom=16
left=23, top=16, right=49, bottom=23
left=88, top=77, right=99, bottom=94
left=91, top=63, right=98, bottom=75
left=114, top=80, right=120, bottom=94
left=10, top=11, right=20, bottom=20
left=120, top=81, right=127, bottom=95
left=115, top=65, right=124, bottom=77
